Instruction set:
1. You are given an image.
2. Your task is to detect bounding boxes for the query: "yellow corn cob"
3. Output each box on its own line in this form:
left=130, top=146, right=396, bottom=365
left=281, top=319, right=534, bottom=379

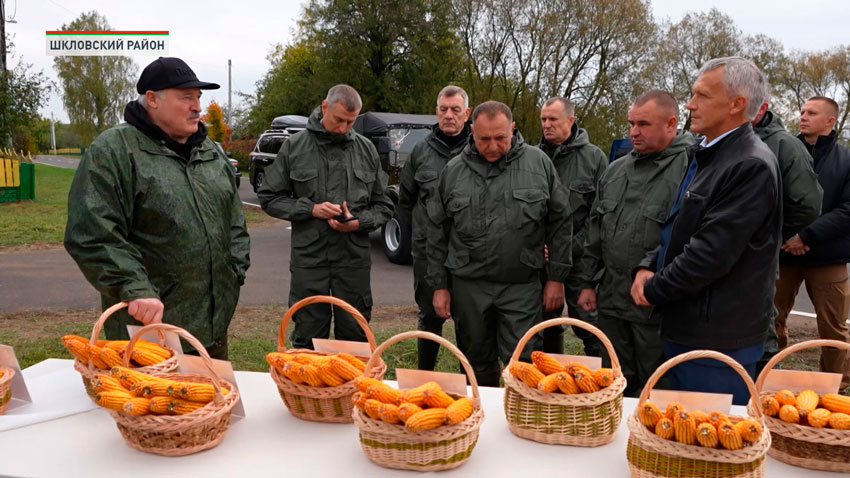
left=692, top=410, right=710, bottom=425
left=92, top=373, right=126, bottom=394
left=298, top=364, right=325, bottom=388
left=708, top=410, right=728, bottom=428
left=351, top=391, right=367, bottom=410
left=665, top=402, right=685, bottom=421
left=796, top=405, right=810, bottom=423
left=148, top=396, right=206, bottom=415
left=355, top=376, right=384, bottom=394
left=337, top=353, right=366, bottom=372
left=363, top=398, right=383, bottom=420
left=61, top=336, right=90, bottom=362
left=446, top=397, right=473, bottom=425
left=717, top=422, right=743, bottom=450
left=423, top=387, right=455, bottom=409
left=821, top=393, right=850, bottom=414
left=761, top=396, right=780, bottom=417
left=574, top=369, right=600, bottom=393
left=398, top=402, right=423, bottom=423
left=122, top=397, right=151, bottom=416
left=168, top=381, right=228, bottom=402
left=406, top=408, right=447, bottom=432
left=95, top=390, right=133, bottom=411
left=779, top=404, right=800, bottom=424
left=537, top=373, right=560, bottom=393
left=734, top=418, right=762, bottom=443
left=110, top=366, right=170, bottom=389
left=85, top=344, right=109, bottom=369
left=265, top=352, right=293, bottom=371
left=103, top=340, right=130, bottom=352
left=378, top=403, right=401, bottom=424
left=696, top=423, right=718, bottom=448
left=130, top=348, right=168, bottom=366
left=328, top=356, right=361, bottom=382
left=775, top=389, right=796, bottom=407
left=796, top=389, right=819, bottom=412
left=399, top=382, right=439, bottom=407
left=638, top=401, right=664, bottom=428
left=133, top=380, right=173, bottom=398
left=294, top=353, right=320, bottom=364
left=530, top=351, right=565, bottom=375
left=674, top=410, right=697, bottom=445
left=655, top=417, right=674, bottom=440
left=592, top=368, right=615, bottom=388
left=97, top=347, right=124, bottom=369
left=828, top=412, right=850, bottom=430
left=367, top=382, right=402, bottom=404
left=282, top=361, right=305, bottom=384
left=555, top=372, right=580, bottom=394
left=317, top=360, right=346, bottom=387
left=134, top=339, right=171, bottom=355
left=807, top=408, right=832, bottom=428
left=565, top=361, right=593, bottom=378
left=509, top=362, right=546, bottom=388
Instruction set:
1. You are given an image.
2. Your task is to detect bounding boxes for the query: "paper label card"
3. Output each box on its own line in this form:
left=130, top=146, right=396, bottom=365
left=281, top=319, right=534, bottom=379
left=396, top=368, right=469, bottom=396
left=0, top=344, right=32, bottom=411
left=126, top=325, right=183, bottom=356
left=177, top=355, right=245, bottom=422
left=762, top=369, right=841, bottom=395
left=649, top=389, right=733, bottom=415
left=550, top=354, right=602, bottom=370
left=312, top=338, right=372, bottom=358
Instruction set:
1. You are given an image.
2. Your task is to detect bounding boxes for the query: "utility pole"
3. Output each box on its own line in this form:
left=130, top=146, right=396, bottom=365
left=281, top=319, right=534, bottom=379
left=227, top=59, right=232, bottom=125
left=0, top=0, right=6, bottom=75
left=50, top=113, right=56, bottom=156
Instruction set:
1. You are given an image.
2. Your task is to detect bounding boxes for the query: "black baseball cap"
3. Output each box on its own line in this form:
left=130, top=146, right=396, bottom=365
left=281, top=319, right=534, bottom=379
left=136, top=57, right=220, bottom=94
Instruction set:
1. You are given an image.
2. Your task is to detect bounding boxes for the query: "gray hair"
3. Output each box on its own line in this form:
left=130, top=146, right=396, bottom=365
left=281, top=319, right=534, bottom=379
left=437, top=85, right=469, bottom=109
left=137, top=90, right=167, bottom=108
left=326, top=84, right=362, bottom=112
left=697, top=56, right=766, bottom=120
left=472, top=100, right=512, bottom=123
left=543, top=97, right=575, bottom=118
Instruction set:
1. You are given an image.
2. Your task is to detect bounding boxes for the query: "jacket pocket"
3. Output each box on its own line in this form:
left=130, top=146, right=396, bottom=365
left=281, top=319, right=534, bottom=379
left=642, top=205, right=667, bottom=249
left=414, top=169, right=439, bottom=204
left=289, top=168, right=319, bottom=201
left=519, top=246, right=544, bottom=270
left=351, top=168, right=376, bottom=206
left=348, top=231, right=370, bottom=248
left=444, top=248, right=470, bottom=270
left=568, top=179, right=596, bottom=215
left=446, top=195, right=478, bottom=237
left=596, top=198, right=618, bottom=241
left=512, top=188, right=547, bottom=228
left=292, top=226, right=320, bottom=248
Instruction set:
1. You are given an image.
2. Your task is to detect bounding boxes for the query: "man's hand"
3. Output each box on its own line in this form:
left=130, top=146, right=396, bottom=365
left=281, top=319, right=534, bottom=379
left=630, top=269, right=655, bottom=307
left=328, top=201, right=360, bottom=232
left=781, top=234, right=810, bottom=255
left=433, top=289, right=452, bottom=319
left=127, top=298, right=164, bottom=325
left=312, top=201, right=343, bottom=219
left=577, top=288, right=597, bottom=312
left=542, top=280, right=565, bottom=312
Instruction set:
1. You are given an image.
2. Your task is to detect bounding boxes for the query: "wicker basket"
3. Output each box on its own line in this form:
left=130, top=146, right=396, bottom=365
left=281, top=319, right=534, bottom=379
left=0, top=365, right=14, bottom=415
left=503, top=317, right=626, bottom=446
left=106, top=323, right=240, bottom=456
left=270, top=295, right=387, bottom=423
left=748, top=339, right=850, bottom=473
left=352, top=330, right=484, bottom=472
left=627, top=350, right=771, bottom=478
left=72, top=302, right=178, bottom=400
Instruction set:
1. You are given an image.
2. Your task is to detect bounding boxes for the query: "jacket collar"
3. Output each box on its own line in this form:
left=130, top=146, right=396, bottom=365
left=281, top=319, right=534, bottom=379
left=692, top=122, right=752, bottom=165
left=798, top=130, right=837, bottom=160
left=123, top=100, right=209, bottom=161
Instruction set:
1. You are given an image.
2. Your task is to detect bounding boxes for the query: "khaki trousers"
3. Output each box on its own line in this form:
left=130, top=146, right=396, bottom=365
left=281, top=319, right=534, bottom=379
left=774, top=263, right=850, bottom=386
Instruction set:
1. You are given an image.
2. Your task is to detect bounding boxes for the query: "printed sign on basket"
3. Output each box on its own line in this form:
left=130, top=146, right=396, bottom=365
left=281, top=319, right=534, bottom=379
left=396, top=368, right=468, bottom=396
left=177, top=354, right=245, bottom=421
left=0, top=344, right=32, bottom=411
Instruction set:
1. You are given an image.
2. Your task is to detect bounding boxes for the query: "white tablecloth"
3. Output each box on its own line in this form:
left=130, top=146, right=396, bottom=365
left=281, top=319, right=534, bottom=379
left=0, top=360, right=834, bottom=477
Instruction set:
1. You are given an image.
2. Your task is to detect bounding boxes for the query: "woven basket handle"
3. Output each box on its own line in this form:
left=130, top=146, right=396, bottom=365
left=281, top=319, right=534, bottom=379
left=754, top=339, right=850, bottom=392
left=363, top=330, right=480, bottom=400
left=277, top=295, right=377, bottom=352
left=123, top=323, right=227, bottom=399
left=637, top=349, right=763, bottom=418
left=87, top=301, right=168, bottom=365
left=508, top=317, right=621, bottom=371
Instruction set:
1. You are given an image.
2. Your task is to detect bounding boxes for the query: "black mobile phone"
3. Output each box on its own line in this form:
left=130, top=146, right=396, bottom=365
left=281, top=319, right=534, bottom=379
left=334, top=214, right=358, bottom=223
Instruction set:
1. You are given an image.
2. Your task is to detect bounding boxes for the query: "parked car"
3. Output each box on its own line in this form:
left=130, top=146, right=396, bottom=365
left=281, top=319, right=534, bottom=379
left=248, top=115, right=308, bottom=192
left=214, top=141, right=241, bottom=189
left=609, top=138, right=633, bottom=163
left=353, top=112, right=437, bottom=264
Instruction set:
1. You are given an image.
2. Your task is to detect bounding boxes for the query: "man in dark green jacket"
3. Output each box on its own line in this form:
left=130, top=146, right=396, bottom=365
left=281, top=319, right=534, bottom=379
left=398, top=85, right=471, bottom=370
left=538, top=97, right=608, bottom=356
left=427, top=101, right=572, bottom=386
left=65, top=57, right=250, bottom=359
left=575, top=90, right=691, bottom=396
left=258, top=85, right=394, bottom=349
left=751, top=98, right=823, bottom=373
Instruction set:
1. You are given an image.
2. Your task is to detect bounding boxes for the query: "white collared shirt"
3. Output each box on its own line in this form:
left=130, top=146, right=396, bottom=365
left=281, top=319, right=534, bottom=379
left=699, top=125, right=741, bottom=148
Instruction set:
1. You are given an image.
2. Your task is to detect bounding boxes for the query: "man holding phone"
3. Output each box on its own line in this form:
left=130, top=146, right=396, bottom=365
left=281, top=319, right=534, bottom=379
left=258, top=85, right=394, bottom=348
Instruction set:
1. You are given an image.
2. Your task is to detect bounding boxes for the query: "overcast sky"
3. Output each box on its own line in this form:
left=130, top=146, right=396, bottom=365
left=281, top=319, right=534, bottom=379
left=5, top=0, right=849, bottom=123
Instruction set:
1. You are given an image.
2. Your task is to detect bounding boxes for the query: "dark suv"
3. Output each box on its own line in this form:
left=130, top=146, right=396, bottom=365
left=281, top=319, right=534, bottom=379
left=248, top=115, right=308, bottom=192
left=353, top=112, right=436, bottom=264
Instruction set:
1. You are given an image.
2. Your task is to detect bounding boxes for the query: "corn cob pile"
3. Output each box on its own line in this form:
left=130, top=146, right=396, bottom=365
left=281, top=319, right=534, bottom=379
left=352, top=378, right=474, bottom=432
left=61, top=335, right=173, bottom=369
left=508, top=351, right=615, bottom=394
left=637, top=400, right=763, bottom=450
left=763, top=389, right=850, bottom=429
left=93, top=366, right=230, bottom=416
left=266, top=351, right=367, bottom=387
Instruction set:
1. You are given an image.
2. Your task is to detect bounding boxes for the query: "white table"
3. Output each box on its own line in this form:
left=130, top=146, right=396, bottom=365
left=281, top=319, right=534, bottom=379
left=0, top=360, right=834, bottom=477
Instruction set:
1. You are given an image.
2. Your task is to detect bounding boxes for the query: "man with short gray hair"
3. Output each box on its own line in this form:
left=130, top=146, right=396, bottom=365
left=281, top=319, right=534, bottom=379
left=630, top=57, right=782, bottom=404
left=259, top=84, right=394, bottom=349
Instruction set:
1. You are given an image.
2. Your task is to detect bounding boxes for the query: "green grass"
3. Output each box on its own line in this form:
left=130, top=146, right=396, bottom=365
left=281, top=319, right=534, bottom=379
left=0, top=163, right=74, bottom=247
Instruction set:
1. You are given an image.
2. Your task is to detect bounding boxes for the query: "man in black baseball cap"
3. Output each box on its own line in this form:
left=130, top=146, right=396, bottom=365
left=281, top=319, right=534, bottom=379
left=64, top=56, right=249, bottom=360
